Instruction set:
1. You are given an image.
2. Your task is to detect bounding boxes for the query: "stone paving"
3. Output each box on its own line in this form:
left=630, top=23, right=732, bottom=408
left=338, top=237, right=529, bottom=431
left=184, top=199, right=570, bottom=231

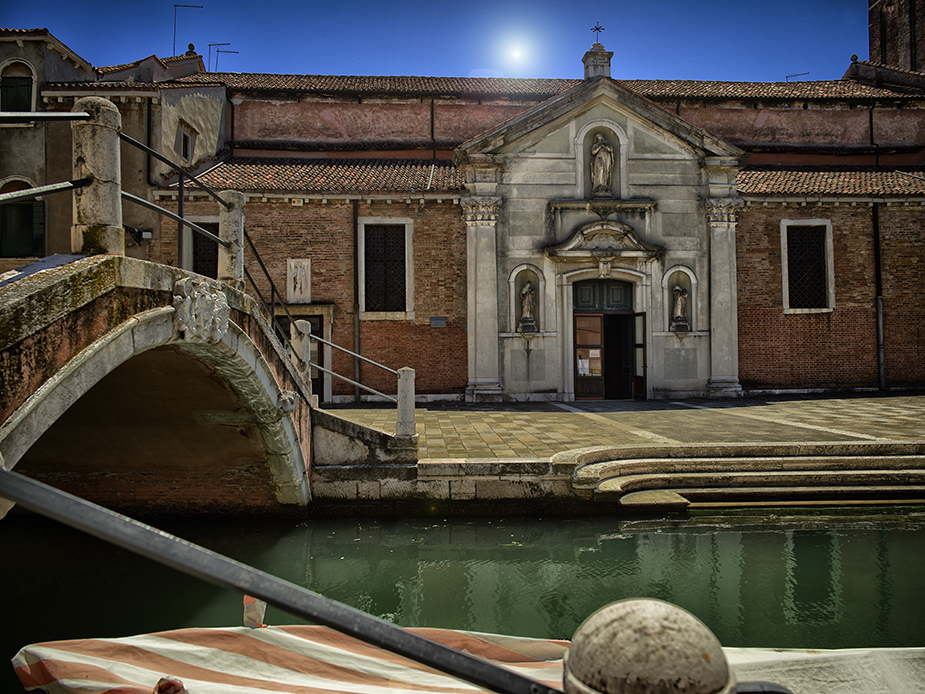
left=325, top=393, right=925, bottom=460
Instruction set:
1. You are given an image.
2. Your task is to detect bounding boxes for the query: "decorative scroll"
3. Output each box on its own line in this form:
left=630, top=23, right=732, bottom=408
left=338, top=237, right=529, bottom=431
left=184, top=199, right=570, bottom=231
left=173, top=277, right=230, bottom=344
left=460, top=196, right=503, bottom=224
left=706, top=197, right=744, bottom=223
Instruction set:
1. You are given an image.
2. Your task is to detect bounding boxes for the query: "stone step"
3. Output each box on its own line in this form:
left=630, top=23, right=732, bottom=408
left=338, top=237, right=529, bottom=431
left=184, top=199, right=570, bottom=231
left=619, top=485, right=925, bottom=509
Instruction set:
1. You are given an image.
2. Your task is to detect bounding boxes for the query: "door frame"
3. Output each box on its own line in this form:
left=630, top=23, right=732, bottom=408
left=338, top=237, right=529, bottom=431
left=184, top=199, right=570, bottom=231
left=560, top=267, right=650, bottom=401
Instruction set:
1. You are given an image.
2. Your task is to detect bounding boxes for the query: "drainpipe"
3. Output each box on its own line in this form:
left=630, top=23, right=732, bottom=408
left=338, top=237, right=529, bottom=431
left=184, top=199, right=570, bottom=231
left=353, top=198, right=361, bottom=401
left=872, top=203, right=886, bottom=390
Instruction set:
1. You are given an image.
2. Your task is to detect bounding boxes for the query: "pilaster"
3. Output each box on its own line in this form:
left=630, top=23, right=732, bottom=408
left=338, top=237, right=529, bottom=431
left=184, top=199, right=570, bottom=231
left=462, top=196, right=504, bottom=403
left=706, top=197, right=744, bottom=398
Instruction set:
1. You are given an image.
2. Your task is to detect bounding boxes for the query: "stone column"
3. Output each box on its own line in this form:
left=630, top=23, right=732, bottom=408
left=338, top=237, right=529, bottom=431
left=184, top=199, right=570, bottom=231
left=71, top=96, right=124, bottom=255
left=462, top=196, right=503, bottom=403
left=706, top=197, right=744, bottom=398
left=218, top=189, right=246, bottom=290
left=396, top=367, right=416, bottom=438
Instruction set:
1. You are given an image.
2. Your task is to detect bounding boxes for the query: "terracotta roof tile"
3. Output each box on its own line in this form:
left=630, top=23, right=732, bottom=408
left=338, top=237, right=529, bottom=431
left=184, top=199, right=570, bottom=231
left=191, top=157, right=465, bottom=194
left=172, top=72, right=582, bottom=98
left=738, top=165, right=925, bottom=196
left=621, top=79, right=915, bottom=100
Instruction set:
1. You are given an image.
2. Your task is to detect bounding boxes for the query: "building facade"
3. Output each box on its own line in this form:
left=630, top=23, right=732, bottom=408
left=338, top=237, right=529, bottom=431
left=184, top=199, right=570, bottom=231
left=3, top=9, right=924, bottom=401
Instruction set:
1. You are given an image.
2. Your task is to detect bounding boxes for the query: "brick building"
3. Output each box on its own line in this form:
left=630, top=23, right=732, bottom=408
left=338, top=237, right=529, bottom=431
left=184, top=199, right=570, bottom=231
left=3, top=5, right=924, bottom=401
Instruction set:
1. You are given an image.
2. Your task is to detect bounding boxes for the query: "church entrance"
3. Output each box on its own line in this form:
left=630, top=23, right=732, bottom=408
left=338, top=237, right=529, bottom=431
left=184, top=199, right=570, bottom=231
left=573, top=280, right=646, bottom=400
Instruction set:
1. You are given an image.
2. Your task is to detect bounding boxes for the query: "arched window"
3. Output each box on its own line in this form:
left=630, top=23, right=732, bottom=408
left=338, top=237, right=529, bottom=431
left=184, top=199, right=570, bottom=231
left=1, top=61, right=36, bottom=112
left=1, top=180, right=45, bottom=258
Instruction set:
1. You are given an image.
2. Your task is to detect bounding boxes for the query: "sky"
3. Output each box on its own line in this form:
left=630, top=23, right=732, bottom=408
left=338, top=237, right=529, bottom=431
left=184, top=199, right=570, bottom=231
left=3, top=1, right=868, bottom=83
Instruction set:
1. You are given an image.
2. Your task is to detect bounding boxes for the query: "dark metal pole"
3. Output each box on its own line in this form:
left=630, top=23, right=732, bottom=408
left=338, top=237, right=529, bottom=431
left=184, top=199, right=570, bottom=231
left=177, top=172, right=185, bottom=268
left=0, top=469, right=559, bottom=694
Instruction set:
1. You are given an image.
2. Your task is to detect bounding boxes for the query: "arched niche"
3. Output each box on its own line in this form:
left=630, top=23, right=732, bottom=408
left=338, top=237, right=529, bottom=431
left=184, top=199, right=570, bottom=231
left=509, top=264, right=545, bottom=333
left=662, top=265, right=697, bottom=332
left=575, top=119, right=628, bottom=200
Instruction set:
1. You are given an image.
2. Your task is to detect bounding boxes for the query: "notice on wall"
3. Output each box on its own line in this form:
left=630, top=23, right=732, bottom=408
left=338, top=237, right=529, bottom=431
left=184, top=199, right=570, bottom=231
left=578, top=358, right=590, bottom=376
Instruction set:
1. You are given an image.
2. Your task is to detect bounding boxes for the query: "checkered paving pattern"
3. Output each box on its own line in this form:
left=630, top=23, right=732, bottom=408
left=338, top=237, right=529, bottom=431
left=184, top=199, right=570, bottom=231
left=326, top=394, right=925, bottom=460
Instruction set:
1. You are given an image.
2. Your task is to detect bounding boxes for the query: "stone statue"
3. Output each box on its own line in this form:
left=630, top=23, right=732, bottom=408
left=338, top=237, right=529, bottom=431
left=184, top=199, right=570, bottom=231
left=590, top=133, right=614, bottom=197
left=671, top=285, right=690, bottom=332
left=519, top=280, right=537, bottom=332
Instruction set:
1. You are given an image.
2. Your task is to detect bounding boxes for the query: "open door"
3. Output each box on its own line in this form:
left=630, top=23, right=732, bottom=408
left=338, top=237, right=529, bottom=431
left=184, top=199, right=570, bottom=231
left=633, top=312, right=647, bottom=400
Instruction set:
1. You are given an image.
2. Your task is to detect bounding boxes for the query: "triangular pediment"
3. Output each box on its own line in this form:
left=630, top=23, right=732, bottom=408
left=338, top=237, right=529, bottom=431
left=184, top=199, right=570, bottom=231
left=455, top=76, right=744, bottom=161
left=545, top=220, right=664, bottom=261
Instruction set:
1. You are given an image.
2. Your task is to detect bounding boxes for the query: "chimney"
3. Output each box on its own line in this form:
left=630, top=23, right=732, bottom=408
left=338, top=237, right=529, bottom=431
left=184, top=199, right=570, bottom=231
left=583, top=42, right=613, bottom=79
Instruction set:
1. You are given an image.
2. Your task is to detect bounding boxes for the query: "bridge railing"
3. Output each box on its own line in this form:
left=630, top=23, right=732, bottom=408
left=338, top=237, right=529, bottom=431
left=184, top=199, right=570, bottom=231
left=1, top=101, right=415, bottom=436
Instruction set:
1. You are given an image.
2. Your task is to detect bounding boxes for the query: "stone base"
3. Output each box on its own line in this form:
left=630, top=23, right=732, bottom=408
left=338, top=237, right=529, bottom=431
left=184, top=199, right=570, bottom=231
left=465, top=384, right=504, bottom=403
left=707, top=378, right=743, bottom=399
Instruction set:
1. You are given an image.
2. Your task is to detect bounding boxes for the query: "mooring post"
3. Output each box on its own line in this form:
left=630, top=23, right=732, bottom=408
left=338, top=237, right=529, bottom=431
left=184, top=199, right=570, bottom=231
left=218, top=189, right=246, bottom=290
left=71, top=96, right=124, bottom=255
left=396, top=367, right=416, bottom=437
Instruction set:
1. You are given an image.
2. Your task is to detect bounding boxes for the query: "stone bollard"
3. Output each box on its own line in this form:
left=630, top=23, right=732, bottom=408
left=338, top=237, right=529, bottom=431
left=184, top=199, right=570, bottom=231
left=71, top=96, right=124, bottom=255
left=564, top=599, right=736, bottom=694
left=396, top=367, right=416, bottom=438
left=218, top=189, right=246, bottom=290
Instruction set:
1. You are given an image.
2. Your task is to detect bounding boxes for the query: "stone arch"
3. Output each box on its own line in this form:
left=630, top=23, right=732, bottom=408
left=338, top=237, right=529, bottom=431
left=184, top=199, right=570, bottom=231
left=508, top=263, right=546, bottom=333
left=575, top=119, right=628, bottom=199
left=662, top=265, right=698, bottom=332
left=0, top=306, right=309, bottom=511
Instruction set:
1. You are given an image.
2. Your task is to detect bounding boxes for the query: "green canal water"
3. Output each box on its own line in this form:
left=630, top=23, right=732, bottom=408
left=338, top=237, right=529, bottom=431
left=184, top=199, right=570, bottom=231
left=2, top=508, right=925, bottom=690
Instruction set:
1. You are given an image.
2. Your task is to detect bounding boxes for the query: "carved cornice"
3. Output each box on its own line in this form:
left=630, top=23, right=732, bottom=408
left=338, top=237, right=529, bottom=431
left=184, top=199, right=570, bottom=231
left=461, top=196, right=503, bottom=224
left=706, top=197, right=744, bottom=223
left=173, top=277, right=230, bottom=344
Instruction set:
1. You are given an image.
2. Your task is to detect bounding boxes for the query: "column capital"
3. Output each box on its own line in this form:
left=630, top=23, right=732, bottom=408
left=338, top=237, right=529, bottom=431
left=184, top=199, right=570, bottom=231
left=461, top=196, right=503, bottom=225
left=706, top=197, right=744, bottom=224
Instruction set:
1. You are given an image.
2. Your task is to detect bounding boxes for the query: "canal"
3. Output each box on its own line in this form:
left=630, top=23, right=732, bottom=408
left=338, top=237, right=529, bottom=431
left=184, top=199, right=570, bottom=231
left=2, top=507, right=924, bottom=691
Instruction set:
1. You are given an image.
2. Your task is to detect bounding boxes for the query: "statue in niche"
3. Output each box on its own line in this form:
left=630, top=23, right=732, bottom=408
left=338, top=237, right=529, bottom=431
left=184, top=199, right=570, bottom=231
left=518, top=280, right=537, bottom=333
left=671, top=285, right=690, bottom=332
left=590, top=133, right=614, bottom=198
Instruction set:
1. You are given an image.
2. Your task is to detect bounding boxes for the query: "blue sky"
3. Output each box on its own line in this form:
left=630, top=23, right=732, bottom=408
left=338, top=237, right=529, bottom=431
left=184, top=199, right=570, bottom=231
left=3, top=1, right=868, bottom=82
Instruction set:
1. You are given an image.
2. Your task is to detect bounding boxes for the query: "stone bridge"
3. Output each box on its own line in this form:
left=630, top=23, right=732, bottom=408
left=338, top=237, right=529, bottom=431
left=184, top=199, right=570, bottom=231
left=0, top=254, right=415, bottom=515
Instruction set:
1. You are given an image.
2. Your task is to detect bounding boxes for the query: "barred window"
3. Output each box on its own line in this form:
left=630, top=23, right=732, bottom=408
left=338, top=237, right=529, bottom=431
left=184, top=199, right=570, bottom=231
left=359, top=218, right=413, bottom=317
left=192, top=222, right=219, bottom=279
left=1, top=62, right=34, bottom=112
left=781, top=220, right=834, bottom=313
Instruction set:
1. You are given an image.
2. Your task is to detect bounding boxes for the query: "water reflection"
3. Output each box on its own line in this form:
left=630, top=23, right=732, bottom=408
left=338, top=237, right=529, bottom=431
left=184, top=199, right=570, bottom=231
left=2, top=509, right=924, bottom=692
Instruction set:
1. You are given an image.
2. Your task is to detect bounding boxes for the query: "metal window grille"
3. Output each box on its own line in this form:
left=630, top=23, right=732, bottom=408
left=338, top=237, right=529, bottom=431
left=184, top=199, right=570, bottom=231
left=787, top=225, right=827, bottom=309
left=192, top=222, right=219, bottom=279
left=0, top=76, right=32, bottom=111
left=365, top=224, right=406, bottom=312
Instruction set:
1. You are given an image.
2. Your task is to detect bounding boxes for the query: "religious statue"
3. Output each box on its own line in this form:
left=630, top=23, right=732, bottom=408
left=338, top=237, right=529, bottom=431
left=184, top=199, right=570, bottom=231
left=518, top=280, right=537, bottom=332
left=590, top=133, right=614, bottom=197
left=671, top=285, right=690, bottom=332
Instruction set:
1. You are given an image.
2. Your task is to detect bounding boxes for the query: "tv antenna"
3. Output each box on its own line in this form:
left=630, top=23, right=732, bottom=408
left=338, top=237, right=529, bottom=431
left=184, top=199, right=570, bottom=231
left=208, top=43, right=230, bottom=71
left=173, top=4, right=203, bottom=56
left=215, top=48, right=239, bottom=71
left=786, top=72, right=809, bottom=82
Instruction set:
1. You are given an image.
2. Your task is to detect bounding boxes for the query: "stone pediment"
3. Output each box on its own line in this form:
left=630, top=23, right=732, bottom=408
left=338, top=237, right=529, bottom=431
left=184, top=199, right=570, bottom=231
left=545, top=220, right=664, bottom=262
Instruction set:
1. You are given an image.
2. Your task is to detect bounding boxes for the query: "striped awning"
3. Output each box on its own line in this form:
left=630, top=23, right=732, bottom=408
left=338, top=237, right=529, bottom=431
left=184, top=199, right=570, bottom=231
left=12, top=626, right=568, bottom=694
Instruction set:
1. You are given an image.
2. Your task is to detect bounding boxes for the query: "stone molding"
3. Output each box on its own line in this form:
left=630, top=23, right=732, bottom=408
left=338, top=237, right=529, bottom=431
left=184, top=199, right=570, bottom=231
left=172, top=277, right=230, bottom=344
left=706, top=197, right=744, bottom=223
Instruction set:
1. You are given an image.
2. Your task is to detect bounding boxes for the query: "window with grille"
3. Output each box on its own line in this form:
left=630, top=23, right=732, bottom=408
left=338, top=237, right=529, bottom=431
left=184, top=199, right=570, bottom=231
left=361, top=220, right=412, bottom=315
left=781, top=220, right=834, bottom=312
left=1, top=62, right=34, bottom=112
left=192, top=222, right=218, bottom=279
left=0, top=181, right=44, bottom=258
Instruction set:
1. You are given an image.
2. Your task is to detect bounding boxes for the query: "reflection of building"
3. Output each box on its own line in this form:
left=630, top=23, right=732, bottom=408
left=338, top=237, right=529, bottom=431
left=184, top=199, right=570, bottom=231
left=3, top=4, right=924, bottom=400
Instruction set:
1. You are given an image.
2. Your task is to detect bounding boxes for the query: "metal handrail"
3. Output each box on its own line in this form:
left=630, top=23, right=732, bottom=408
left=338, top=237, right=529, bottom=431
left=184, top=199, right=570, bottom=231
left=121, top=191, right=229, bottom=248
left=0, top=176, right=93, bottom=204
left=0, top=468, right=557, bottom=694
left=306, top=330, right=399, bottom=376
left=0, top=110, right=90, bottom=123
left=309, top=361, right=398, bottom=403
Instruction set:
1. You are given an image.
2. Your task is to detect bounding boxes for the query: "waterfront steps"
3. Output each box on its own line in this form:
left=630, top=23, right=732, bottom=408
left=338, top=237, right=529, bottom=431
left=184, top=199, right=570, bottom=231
left=571, top=446, right=925, bottom=508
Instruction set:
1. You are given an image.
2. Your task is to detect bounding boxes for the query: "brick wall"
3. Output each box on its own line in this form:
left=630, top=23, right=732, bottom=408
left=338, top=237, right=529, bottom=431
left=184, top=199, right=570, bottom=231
left=878, top=205, right=925, bottom=386
left=736, top=205, right=880, bottom=389
left=153, top=196, right=469, bottom=397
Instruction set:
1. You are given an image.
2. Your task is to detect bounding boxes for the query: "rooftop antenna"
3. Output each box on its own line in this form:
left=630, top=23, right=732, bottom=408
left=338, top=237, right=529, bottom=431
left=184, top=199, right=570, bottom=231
left=208, top=42, right=231, bottom=71
left=786, top=72, right=809, bottom=82
left=215, top=48, right=239, bottom=71
left=173, top=4, right=203, bottom=56
left=591, top=22, right=605, bottom=42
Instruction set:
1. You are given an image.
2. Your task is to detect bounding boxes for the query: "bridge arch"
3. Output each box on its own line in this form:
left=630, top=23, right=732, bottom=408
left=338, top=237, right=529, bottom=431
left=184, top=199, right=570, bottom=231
left=1, top=258, right=310, bottom=514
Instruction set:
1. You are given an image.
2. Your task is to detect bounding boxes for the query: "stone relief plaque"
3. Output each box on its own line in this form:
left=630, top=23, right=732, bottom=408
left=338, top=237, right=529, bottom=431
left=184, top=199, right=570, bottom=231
left=287, top=258, right=311, bottom=304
